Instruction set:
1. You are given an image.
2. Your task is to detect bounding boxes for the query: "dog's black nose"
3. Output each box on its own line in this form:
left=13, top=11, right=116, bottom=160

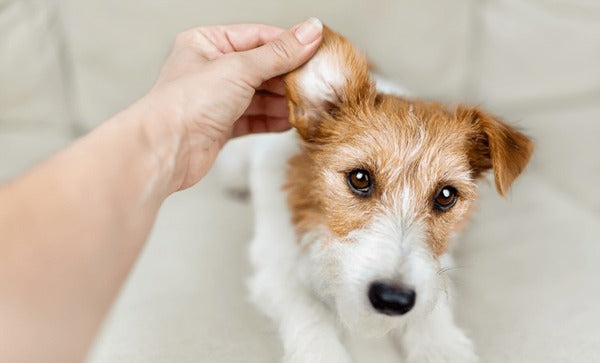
left=368, top=282, right=416, bottom=315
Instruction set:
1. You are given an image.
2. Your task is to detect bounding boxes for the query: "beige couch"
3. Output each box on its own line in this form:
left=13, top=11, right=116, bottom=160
left=1, top=0, right=599, bottom=361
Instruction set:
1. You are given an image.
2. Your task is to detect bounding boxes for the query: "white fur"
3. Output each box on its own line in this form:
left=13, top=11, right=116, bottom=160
left=298, top=50, right=347, bottom=112
left=372, top=73, right=411, bottom=97
left=216, top=77, right=477, bottom=362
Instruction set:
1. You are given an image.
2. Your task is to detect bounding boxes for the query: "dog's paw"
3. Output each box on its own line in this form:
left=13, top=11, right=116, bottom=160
left=405, top=349, right=477, bottom=363
left=404, top=334, right=477, bottom=363
left=283, top=338, right=352, bottom=363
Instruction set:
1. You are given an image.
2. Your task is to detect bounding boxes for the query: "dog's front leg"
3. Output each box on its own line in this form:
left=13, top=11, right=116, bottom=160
left=395, top=299, right=477, bottom=363
left=251, top=270, right=352, bottom=363
left=276, top=288, right=353, bottom=363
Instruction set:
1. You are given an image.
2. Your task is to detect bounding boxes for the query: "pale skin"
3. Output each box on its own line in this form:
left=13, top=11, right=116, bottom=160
left=0, top=18, right=323, bottom=362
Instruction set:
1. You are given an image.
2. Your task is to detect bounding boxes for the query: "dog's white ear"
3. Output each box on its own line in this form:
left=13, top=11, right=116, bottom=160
left=284, top=26, right=375, bottom=140
left=460, top=106, right=534, bottom=196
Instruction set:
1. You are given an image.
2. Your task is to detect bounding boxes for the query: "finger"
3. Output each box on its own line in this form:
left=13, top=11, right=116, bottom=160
left=244, top=93, right=289, bottom=118
left=179, top=24, right=285, bottom=59
left=256, top=77, right=286, bottom=96
left=231, top=115, right=291, bottom=138
left=220, top=24, right=285, bottom=51
left=237, top=17, right=323, bottom=86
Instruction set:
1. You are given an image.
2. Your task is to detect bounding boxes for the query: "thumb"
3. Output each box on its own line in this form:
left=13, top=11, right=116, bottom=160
left=240, top=18, right=323, bottom=85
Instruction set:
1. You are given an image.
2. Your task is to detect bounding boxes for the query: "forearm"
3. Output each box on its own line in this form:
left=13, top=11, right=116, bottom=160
left=0, top=96, right=183, bottom=362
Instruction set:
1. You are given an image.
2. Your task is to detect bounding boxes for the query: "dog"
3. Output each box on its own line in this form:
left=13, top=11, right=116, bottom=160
left=216, top=26, right=533, bottom=363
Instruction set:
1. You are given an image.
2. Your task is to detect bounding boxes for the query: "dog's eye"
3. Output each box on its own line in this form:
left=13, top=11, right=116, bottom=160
left=433, top=185, right=458, bottom=211
left=347, top=169, right=373, bottom=196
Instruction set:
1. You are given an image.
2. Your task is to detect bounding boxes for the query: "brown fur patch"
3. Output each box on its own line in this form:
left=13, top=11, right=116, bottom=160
left=458, top=106, right=534, bottom=196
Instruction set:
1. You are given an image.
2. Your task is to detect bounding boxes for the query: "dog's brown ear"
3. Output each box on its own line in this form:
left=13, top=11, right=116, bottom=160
left=459, top=106, right=534, bottom=196
left=284, top=26, right=375, bottom=140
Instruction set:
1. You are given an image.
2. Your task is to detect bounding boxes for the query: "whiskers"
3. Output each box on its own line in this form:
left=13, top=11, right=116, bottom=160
left=437, top=266, right=463, bottom=276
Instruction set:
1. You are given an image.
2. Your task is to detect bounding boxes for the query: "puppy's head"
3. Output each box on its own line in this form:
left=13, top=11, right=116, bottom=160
left=284, top=27, right=533, bottom=334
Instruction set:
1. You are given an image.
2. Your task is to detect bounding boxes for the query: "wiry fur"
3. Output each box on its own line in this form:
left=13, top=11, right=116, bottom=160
left=216, top=26, right=533, bottom=363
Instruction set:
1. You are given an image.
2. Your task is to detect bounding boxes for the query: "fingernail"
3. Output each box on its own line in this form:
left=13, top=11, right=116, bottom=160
left=294, top=17, right=323, bottom=45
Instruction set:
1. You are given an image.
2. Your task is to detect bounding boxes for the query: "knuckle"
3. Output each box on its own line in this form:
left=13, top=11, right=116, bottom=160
left=175, top=27, right=210, bottom=46
left=173, top=27, right=217, bottom=60
left=174, top=30, right=194, bottom=45
left=268, top=39, right=294, bottom=65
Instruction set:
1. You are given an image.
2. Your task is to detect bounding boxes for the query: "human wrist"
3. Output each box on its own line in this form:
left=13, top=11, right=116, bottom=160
left=127, top=92, right=189, bottom=197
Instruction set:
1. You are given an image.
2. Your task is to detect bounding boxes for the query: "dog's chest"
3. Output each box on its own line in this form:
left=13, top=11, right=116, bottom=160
left=344, top=333, right=406, bottom=363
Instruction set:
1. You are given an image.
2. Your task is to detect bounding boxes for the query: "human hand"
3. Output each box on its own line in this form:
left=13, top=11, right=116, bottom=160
left=138, top=18, right=323, bottom=192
